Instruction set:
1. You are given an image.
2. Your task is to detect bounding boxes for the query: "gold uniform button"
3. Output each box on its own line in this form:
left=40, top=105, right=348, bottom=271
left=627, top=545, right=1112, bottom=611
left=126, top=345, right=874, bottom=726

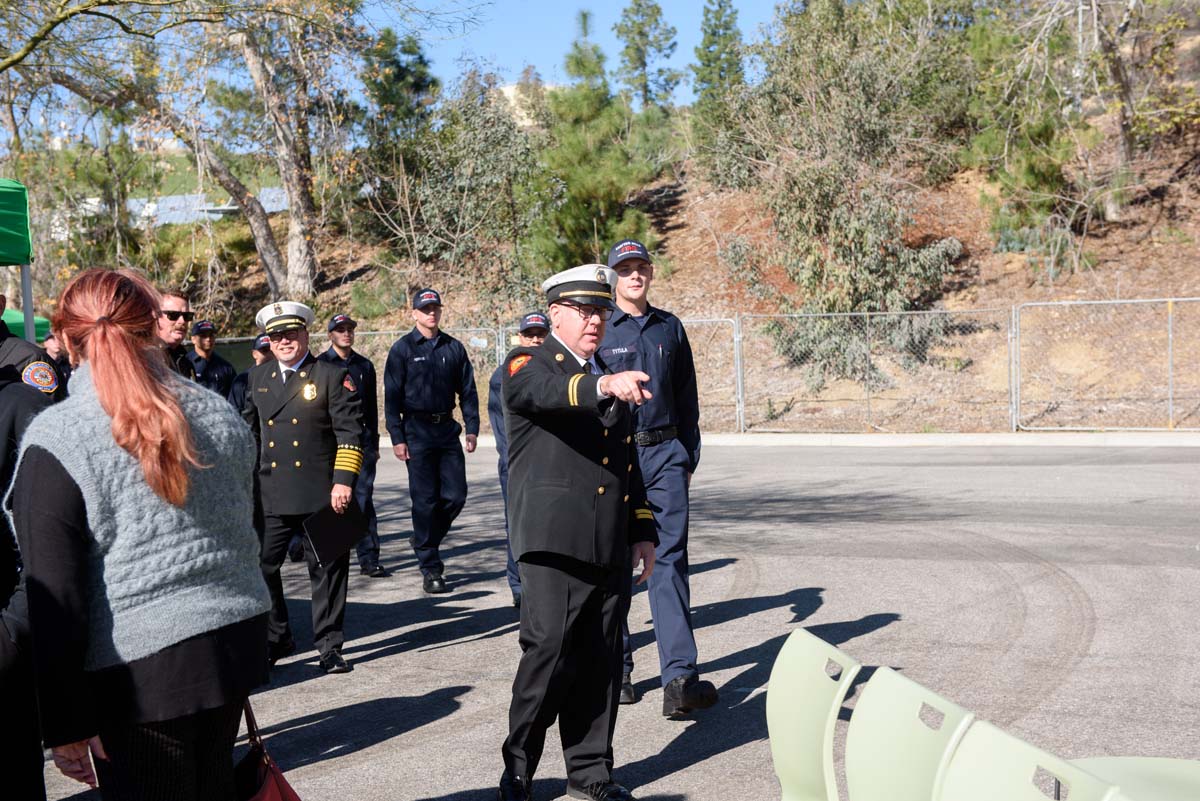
left=625, top=436, right=632, bottom=444
left=295, top=461, right=302, bottom=467
left=293, top=441, right=299, bottom=447
left=267, top=420, right=274, bottom=427
left=292, top=418, right=298, bottom=425
left=602, top=457, right=609, bottom=465
left=604, top=429, right=609, bottom=438
left=268, top=441, right=274, bottom=448
left=271, top=461, right=277, bottom=468
left=597, top=486, right=606, bottom=495
left=627, top=464, right=632, bottom=472
left=623, top=494, right=630, bottom=502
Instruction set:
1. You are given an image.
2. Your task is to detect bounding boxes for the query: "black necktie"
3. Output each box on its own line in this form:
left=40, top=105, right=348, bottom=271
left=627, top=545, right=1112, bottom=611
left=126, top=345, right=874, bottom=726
left=582, top=362, right=594, bottom=374
left=283, top=369, right=295, bottom=384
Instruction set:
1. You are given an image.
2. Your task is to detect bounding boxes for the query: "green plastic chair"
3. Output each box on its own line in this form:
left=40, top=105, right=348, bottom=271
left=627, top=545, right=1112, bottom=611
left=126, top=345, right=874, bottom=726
left=940, top=720, right=1125, bottom=801
left=766, top=629, right=861, bottom=801
left=1069, top=756, right=1200, bottom=801
left=844, top=667, right=974, bottom=801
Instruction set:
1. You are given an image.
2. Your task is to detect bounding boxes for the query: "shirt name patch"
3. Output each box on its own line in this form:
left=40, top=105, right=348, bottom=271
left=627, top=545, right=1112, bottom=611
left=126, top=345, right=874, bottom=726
left=412, top=357, right=426, bottom=362
left=601, top=346, right=636, bottom=356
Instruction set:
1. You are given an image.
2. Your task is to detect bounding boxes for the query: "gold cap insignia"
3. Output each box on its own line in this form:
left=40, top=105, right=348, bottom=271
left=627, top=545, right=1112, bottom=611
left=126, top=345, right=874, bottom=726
left=595, top=269, right=608, bottom=283
left=273, top=303, right=283, bottom=315
left=302, top=383, right=317, bottom=401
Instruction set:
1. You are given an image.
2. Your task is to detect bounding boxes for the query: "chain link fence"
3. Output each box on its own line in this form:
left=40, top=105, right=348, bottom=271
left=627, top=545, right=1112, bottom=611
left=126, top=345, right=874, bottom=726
left=215, top=298, right=1200, bottom=435
left=1016, top=298, right=1200, bottom=431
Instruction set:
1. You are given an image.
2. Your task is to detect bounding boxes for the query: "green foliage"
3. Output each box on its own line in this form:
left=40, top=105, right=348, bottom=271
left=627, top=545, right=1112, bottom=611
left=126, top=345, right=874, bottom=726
left=613, top=0, right=682, bottom=110
left=359, top=28, right=440, bottom=144
left=690, top=0, right=744, bottom=151
left=526, top=13, right=678, bottom=272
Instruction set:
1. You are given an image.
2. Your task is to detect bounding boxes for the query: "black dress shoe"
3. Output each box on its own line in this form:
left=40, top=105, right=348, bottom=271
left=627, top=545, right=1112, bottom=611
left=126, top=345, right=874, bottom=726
left=662, top=674, right=718, bottom=718
left=566, top=780, right=636, bottom=800
left=361, top=563, right=390, bottom=578
left=422, top=573, right=448, bottom=594
left=267, top=636, right=295, bottom=666
left=318, top=650, right=353, bottom=674
left=618, top=672, right=637, bottom=705
left=511, top=590, right=522, bottom=608
left=497, top=771, right=531, bottom=801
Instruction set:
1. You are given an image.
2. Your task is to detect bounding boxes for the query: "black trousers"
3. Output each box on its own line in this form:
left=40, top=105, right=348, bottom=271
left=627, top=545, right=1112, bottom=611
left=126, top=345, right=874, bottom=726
left=260, top=513, right=349, bottom=656
left=92, top=699, right=244, bottom=801
left=405, top=437, right=466, bottom=575
left=0, top=588, right=45, bottom=801
left=503, top=554, right=626, bottom=786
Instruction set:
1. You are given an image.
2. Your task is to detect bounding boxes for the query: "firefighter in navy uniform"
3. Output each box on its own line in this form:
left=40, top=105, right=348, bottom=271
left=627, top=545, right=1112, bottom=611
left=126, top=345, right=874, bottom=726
left=187, top=319, right=237, bottom=396
left=486, top=311, right=549, bottom=608
left=0, top=293, right=64, bottom=400
left=241, top=301, right=365, bottom=675
left=497, top=265, right=658, bottom=801
left=383, top=288, right=480, bottom=594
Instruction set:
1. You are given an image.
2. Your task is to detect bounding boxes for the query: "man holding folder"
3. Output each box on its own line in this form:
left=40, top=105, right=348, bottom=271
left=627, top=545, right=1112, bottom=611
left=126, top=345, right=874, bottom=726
left=242, top=301, right=366, bottom=675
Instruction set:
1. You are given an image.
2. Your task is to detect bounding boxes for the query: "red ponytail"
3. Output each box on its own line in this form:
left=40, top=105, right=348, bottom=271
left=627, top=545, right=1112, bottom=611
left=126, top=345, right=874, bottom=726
left=53, top=269, right=201, bottom=506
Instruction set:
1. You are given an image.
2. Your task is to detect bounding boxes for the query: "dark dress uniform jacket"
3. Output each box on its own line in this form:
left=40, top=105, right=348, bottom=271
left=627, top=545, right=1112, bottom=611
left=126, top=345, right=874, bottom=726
left=241, top=353, right=364, bottom=516
left=0, top=321, right=65, bottom=400
left=502, top=335, right=657, bottom=568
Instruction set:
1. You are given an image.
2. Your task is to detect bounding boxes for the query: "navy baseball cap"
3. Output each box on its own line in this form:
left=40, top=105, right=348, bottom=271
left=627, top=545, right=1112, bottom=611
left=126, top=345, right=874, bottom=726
left=253, top=333, right=271, bottom=351
left=328, top=313, right=358, bottom=332
left=413, top=288, right=442, bottom=309
left=607, top=239, right=651, bottom=268
left=191, top=320, right=216, bottom=336
left=519, top=311, right=549, bottom=333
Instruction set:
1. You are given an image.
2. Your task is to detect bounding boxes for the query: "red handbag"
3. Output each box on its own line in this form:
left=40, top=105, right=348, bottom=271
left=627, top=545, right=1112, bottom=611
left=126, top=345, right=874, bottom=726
left=235, top=699, right=302, bottom=801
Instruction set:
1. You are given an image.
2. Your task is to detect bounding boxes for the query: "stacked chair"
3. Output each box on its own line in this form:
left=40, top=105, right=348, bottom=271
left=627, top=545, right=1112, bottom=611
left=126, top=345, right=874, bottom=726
left=766, top=629, right=1200, bottom=801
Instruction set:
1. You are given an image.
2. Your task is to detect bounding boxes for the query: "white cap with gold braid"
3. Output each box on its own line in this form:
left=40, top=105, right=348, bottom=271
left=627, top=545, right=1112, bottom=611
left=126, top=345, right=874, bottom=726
left=541, top=264, right=617, bottom=308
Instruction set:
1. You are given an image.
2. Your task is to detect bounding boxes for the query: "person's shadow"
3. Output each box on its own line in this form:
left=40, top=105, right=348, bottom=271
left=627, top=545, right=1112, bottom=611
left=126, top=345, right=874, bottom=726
left=619, top=587, right=900, bottom=790
left=242, top=685, right=470, bottom=771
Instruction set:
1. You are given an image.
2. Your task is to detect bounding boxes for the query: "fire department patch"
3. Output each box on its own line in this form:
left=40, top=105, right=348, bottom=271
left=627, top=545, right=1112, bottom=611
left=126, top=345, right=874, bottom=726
left=508, top=355, right=531, bottom=376
left=22, top=361, right=58, bottom=394
left=343, top=375, right=357, bottom=392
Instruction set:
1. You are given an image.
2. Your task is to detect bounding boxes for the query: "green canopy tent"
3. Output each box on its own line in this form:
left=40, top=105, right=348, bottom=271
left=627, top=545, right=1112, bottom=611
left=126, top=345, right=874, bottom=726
left=1, top=309, right=48, bottom=342
left=0, top=179, right=35, bottom=342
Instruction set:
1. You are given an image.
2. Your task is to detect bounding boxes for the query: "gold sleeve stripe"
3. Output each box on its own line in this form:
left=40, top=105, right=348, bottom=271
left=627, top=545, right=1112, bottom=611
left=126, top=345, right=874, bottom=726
left=635, top=509, right=655, bottom=520
left=334, top=449, right=364, bottom=474
left=567, top=373, right=584, bottom=407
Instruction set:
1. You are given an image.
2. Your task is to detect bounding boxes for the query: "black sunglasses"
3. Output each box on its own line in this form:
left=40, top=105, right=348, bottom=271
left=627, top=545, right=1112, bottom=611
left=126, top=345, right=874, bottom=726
left=161, top=310, right=195, bottom=322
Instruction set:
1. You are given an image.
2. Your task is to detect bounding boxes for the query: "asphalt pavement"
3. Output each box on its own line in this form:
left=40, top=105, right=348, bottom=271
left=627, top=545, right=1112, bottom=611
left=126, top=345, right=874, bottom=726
left=44, top=442, right=1200, bottom=800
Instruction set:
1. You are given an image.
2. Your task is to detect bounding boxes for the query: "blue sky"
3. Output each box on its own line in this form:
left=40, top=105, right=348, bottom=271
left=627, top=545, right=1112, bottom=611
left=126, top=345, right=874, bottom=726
left=370, top=0, right=780, bottom=105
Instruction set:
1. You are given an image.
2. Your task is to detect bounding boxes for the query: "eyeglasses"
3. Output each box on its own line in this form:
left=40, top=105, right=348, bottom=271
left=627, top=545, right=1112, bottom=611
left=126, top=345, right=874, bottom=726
left=267, top=330, right=303, bottom=342
left=160, top=310, right=195, bottom=322
left=330, top=326, right=355, bottom=334
left=561, top=303, right=613, bottom=321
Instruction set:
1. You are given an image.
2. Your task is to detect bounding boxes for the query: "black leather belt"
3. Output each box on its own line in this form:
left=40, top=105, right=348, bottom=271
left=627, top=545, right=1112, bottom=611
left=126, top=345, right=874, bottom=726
left=634, top=426, right=677, bottom=446
left=407, top=411, right=453, bottom=424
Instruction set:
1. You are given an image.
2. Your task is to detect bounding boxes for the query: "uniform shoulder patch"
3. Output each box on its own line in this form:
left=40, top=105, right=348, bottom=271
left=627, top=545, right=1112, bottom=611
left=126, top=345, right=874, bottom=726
left=22, top=361, right=58, bottom=394
left=508, top=354, right=532, bottom=376
left=343, top=375, right=357, bottom=392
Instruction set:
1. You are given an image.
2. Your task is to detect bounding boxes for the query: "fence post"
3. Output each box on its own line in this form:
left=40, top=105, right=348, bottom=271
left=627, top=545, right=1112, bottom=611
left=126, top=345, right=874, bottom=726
left=733, top=315, right=745, bottom=433
left=864, top=313, right=873, bottom=430
left=1012, top=305, right=1022, bottom=432
left=1167, top=300, right=1175, bottom=430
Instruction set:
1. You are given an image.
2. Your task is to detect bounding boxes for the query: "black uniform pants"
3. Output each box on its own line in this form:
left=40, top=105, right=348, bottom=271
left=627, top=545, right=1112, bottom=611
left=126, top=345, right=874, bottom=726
left=260, top=513, right=348, bottom=656
left=0, top=589, right=45, bottom=801
left=91, top=699, right=244, bottom=801
left=503, top=554, right=626, bottom=787
left=405, top=436, right=466, bottom=575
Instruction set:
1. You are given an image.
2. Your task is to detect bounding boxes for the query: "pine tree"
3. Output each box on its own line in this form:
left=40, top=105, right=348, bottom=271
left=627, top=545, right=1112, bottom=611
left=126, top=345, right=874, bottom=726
left=613, top=0, right=682, bottom=109
left=691, top=0, right=743, bottom=117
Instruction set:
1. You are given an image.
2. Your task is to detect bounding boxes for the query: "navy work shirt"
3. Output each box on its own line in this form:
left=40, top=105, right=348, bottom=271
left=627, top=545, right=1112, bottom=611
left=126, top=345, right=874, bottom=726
left=487, top=364, right=508, bottom=465
left=383, top=328, right=480, bottom=446
left=186, top=349, right=236, bottom=397
left=318, top=346, right=379, bottom=448
left=599, top=306, right=701, bottom=472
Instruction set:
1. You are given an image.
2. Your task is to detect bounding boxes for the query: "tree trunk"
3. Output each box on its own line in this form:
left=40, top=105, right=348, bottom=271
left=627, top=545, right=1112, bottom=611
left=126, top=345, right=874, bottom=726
left=35, top=67, right=289, bottom=297
left=2, top=73, right=22, bottom=157
left=1095, top=2, right=1137, bottom=222
left=234, top=27, right=319, bottom=298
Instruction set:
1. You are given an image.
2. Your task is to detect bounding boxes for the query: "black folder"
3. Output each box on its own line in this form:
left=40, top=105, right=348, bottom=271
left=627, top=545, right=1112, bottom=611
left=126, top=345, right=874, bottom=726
left=302, top=499, right=367, bottom=567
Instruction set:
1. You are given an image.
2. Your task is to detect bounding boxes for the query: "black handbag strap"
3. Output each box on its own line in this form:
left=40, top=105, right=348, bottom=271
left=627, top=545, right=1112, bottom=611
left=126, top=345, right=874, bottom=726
left=243, top=699, right=264, bottom=749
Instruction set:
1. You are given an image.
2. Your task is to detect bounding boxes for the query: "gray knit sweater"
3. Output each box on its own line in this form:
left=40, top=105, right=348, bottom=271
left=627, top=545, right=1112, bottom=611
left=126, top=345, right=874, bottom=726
left=7, top=362, right=270, bottom=670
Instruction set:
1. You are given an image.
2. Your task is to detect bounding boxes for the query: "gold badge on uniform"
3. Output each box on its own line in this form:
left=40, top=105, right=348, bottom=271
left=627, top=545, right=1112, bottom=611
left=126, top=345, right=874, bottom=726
left=302, top=382, right=317, bottom=401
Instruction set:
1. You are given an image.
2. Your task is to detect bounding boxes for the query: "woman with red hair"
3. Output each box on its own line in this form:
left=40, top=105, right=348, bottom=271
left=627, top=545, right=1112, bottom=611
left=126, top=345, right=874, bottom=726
left=7, top=269, right=271, bottom=799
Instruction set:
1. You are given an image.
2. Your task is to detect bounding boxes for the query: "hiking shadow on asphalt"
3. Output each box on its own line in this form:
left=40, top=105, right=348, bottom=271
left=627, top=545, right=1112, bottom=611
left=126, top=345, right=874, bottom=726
left=241, top=685, right=470, bottom=771
left=621, top=591, right=900, bottom=789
